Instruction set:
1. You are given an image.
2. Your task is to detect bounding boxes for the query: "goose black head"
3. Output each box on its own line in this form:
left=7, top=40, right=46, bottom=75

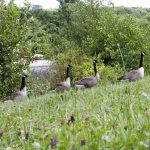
left=93, top=60, right=98, bottom=64
left=93, top=60, right=98, bottom=75
left=68, top=64, right=72, bottom=68
left=139, top=51, right=145, bottom=68
left=20, top=74, right=28, bottom=90
left=66, top=64, right=72, bottom=78
left=141, top=51, right=145, bottom=56
left=23, top=75, right=28, bottom=78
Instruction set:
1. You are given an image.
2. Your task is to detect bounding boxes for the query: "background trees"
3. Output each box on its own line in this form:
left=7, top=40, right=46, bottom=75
left=55, top=1, right=149, bottom=69
left=0, top=0, right=150, bottom=98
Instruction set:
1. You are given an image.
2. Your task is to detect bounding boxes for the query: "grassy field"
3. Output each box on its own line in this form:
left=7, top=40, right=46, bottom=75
left=0, top=76, right=150, bottom=150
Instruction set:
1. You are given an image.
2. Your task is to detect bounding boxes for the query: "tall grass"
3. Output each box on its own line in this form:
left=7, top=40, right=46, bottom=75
left=117, top=43, right=126, bottom=74
left=0, top=76, right=150, bottom=149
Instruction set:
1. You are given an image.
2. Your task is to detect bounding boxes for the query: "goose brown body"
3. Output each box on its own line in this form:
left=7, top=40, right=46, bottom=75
left=75, top=60, right=99, bottom=88
left=117, top=52, right=144, bottom=81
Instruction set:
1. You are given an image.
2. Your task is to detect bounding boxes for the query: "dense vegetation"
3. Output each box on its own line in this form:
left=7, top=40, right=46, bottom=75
left=0, top=0, right=150, bottom=97
left=0, top=1, right=150, bottom=149
left=0, top=76, right=150, bottom=149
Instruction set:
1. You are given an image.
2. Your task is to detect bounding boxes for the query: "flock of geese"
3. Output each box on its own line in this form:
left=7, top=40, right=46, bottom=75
left=5, top=52, right=145, bottom=101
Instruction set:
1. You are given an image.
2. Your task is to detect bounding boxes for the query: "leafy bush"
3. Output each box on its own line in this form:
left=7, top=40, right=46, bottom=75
left=0, top=1, right=30, bottom=99
left=55, top=48, right=122, bottom=85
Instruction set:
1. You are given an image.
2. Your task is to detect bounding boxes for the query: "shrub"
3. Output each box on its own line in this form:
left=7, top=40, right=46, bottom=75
left=0, top=1, right=30, bottom=99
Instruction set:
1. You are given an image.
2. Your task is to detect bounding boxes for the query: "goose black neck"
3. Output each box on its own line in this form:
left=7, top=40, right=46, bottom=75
left=66, top=67, right=70, bottom=78
left=93, top=62, right=97, bottom=76
left=139, top=53, right=144, bottom=67
left=20, top=76, right=26, bottom=90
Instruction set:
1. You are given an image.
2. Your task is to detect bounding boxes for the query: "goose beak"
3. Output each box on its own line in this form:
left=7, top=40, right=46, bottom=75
left=68, top=64, right=72, bottom=68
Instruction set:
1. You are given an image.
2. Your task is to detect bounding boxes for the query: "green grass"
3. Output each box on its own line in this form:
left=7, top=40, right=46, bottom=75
left=0, top=76, right=150, bottom=150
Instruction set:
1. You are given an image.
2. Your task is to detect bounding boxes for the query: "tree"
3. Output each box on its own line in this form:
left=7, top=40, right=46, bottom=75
left=56, top=0, right=149, bottom=71
left=25, top=16, right=52, bottom=57
left=57, top=0, right=80, bottom=23
left=0, top=0, right=30, bottom=99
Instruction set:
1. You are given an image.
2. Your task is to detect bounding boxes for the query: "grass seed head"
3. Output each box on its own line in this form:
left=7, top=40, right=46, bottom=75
left=32, top=142, right=41, bottom=149
left=124, top=125, right=128, bottom=131
left=0, top=129, right=4, bottom=137
left=37, top=126, right=43, bottom=131
left=68, top=114, right=75, bottom=124
left=50, top=137, right=58, bottom=148
left=80, top=139, right=86, bottom=146
left=25, top=132, right=29, bottom=141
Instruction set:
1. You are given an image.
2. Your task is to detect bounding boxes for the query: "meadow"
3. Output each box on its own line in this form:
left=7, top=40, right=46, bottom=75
left=0, top=76, right=150, bottom=149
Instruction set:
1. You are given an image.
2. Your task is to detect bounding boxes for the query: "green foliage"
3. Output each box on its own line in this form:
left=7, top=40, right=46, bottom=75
left=31, top=8, right=60, bottom=46
left=56, top=48, right=121, bottom=83
left=115, top=7, right=149, bottom=17
left=57, top=1, right=150, bottom=76
left=25, top=16, right=52, bottom=57
left=61, top=2, right=149, bottom=70
left=0, top=1, right=30, bottom=99
left=29, top=1, right=150, bottom=77
left=56, top=49, right=91, bottom=82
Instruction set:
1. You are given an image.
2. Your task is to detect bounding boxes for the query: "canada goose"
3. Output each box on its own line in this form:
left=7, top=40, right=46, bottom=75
left=75, top=60, right=100, bottom=88
left=5, top=75, right=28, bottom=101
left=55, top=64, right=71, bottom=92
left=117, top=52, right=144, bottom=81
